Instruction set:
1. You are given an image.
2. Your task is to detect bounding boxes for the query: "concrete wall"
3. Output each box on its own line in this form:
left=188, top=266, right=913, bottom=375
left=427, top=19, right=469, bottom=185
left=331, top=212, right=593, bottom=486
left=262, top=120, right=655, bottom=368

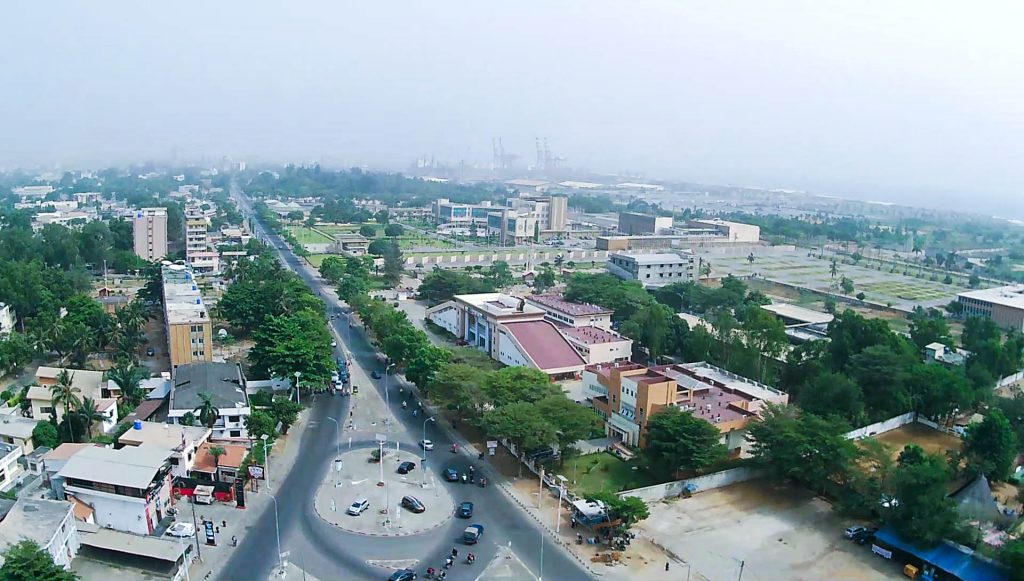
left=617, top=466, right=762, bottom=503
left=844, top=411, right=917, bottom=440
left=405, top=250, right=609, bottom=268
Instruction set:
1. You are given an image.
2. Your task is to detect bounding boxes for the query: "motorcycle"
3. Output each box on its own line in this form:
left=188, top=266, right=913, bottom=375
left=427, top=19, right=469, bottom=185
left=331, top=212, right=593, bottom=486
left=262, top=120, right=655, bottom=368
left=478, top=478, right=487, bottom=488
left=466, top=554, right=476, bottom=564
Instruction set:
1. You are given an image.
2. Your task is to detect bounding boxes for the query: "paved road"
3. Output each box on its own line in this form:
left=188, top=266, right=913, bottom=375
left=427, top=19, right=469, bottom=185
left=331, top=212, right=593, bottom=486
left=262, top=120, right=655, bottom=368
left=219, top=186, right=589, bottom=581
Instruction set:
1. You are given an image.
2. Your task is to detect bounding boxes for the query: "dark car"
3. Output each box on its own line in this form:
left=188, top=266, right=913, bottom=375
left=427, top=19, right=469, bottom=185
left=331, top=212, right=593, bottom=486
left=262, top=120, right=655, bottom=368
left=457, top=502, right=474, bottom=518
left=371, top=370, right=382, bottom=379
left=146, top=347, right=155, bottom=356
left=397, top=461, right=416, bottom=474
left=401, top=495, right=425, bottom=514
left=444, top=468, right=459, bottom=482
left=387, top=568, right=417, bottom=581
left=851, top=527, right=878, bottom=545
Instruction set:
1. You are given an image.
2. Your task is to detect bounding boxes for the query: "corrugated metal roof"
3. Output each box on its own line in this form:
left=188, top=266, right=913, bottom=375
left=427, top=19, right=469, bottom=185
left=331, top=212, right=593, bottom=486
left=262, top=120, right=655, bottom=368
left=58, top=446, right=168, bottom=489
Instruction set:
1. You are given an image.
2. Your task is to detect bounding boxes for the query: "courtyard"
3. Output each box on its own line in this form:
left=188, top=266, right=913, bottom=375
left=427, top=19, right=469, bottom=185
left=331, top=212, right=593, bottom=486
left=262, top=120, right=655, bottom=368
left=635, top=481, right=904, bottom=581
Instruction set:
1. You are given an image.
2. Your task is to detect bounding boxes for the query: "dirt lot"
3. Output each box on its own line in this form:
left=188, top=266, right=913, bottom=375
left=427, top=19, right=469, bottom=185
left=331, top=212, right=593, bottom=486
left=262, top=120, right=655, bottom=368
left=635, top=481, right=904, bottom=581
left=871, top=422, right=962, bottom=460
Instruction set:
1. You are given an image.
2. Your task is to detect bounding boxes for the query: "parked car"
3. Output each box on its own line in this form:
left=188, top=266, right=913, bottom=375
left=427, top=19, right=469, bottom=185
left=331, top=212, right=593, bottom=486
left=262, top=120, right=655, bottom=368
left=844, top=525, right=868, bottom=539
left=401, top=496, right=425, bottom=514
left=397, top=461, right=416, bottom=474
left=371, top=370, right=382, bottom=379
left=387, top=568, right=417, bottom=581
left=457, top=502, right=474, bottom=518
left=165, top=522, right=195, bottom=538
left=463, top=523, right=484, bottom=544
left=352, top=385, right=359, bottom=394
left=851, top=527, right=878, bottom=545
left=419, top=439, right=434, bottom=451
left=444, top=468, right=459, bottom=482
left=347, top=499, right=370, bottom=516
left=331, top=340, right=337, bottom=348
left=146, top=347, right=156, bottom=357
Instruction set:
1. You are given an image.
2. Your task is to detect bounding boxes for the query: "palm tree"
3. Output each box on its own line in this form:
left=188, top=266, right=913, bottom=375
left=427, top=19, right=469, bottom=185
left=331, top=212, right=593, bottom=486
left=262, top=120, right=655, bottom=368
left=699, top=261, right=712, bottom=281
left=829, top=258, right=839, bottom=278
left=107, top=364, right=149, bottom=408
left=50, top=370, right=82, bottom=443
left=77, top=397, right=104, bottom=441
left=553, top=254, right=564, bottom=268
left=208, top=446, right=227, bottom=481
left=194, top=393, right=219, bottom=429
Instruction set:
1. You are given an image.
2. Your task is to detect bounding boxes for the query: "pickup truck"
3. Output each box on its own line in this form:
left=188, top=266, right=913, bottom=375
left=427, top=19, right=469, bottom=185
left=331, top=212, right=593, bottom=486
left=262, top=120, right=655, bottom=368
left=463, top=523, right=484, bottom=544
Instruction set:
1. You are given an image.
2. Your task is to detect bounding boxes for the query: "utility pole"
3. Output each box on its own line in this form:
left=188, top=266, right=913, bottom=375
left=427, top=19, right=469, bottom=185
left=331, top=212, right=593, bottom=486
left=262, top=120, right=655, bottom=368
left=737, top=560, right=745, bottom=581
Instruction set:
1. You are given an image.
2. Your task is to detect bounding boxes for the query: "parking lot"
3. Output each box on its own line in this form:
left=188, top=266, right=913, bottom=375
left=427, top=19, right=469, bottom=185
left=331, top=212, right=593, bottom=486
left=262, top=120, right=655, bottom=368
left=635, top=481, right=904, bottom=581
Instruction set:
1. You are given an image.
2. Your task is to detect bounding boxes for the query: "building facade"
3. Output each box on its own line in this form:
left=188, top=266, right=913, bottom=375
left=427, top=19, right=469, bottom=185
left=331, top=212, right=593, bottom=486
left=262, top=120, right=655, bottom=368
left=169, top=362, right=250, bottom=441
left=185, top=207, right=214, bottom=272
left=524, top=294, right=613, bottom=330
left=161, top=264, right=213, bottom=368
left=618, top=212, right=673, bottom=235
left=132, top=208, right=168, bottom=262
left=957, top=285, right=1024, bottom=331
left=607, top=251, right=695, bottom=288
left=431, top=199, right=501, bottom=225
left=686, top=219, right=760, bottom=243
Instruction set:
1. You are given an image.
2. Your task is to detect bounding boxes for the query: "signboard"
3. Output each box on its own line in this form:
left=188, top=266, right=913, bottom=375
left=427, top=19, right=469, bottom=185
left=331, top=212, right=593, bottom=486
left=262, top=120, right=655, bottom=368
left=487, top=440, right=498, bottom=456
left=204, top=520, right=216, bottom=546
left=375, top=433, right=387, bottom=443
left=248, top=465, right=265, bottom=480
left=234, top=478, right=246, bottom=509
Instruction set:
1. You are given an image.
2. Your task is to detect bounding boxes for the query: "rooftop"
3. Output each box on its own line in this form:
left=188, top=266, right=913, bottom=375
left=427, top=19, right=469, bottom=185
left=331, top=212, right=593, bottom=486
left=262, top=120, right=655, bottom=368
left=170, top=362, right=247, bottom=411
left=657, top=362, right=787, bottom=402
left=117, top=421, right=210, bottom=450
left=0, top=498, right=73, bottom=553
left=161, top=264, right=210, bottom=325
left=560, top=326, right=628, bottom=346
left=959, top=285, right=1024, bottom=310
left=502, top=320, right=585, bottom=372
left=58, top=445, right=170, bottom=489
left=610, top=252, right=692, bottom=264
left=526, top=294, right=611, bottom=317
left=192, top=442, right=246, bottom=473
left=506, top=179, right=550, bottom=187
left=761, top=303, right=835, bottom=326
left=36, top=366, right=105, bottom=389
left=79, top=526, right=186, bottom=563
left=0, top=415, right=38, bottom=440
left=455, top=293, right=545, bottom=318
left=43, top=443, right=94, bottom=462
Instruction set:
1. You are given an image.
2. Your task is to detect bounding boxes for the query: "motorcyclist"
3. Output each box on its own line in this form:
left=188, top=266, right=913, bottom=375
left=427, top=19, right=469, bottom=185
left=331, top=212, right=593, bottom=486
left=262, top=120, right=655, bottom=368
left=467, top=553, right=475, bottom=564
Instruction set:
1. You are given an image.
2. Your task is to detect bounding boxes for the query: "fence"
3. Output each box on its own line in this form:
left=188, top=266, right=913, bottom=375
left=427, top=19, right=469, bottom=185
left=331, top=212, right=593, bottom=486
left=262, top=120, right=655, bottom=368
left=615, top=466, right=762, bottom=503
left=844, top=411, right=917, bottom=440
left=998, top=371, right=1024, bottom=388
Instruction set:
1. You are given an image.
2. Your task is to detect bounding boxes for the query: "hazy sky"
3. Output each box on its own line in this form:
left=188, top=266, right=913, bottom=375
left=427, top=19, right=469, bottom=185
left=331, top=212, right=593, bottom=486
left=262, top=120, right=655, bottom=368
left=2, top=2, right=1022, bottom=216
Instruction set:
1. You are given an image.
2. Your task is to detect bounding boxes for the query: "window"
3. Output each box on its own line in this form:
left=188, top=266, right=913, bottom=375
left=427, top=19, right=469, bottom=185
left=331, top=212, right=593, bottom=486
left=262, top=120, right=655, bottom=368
left=41, top=406, right=55, bottom=414
left=228, top=415, right=239, bottom=423
left=230, top=430, right=241, bottom=438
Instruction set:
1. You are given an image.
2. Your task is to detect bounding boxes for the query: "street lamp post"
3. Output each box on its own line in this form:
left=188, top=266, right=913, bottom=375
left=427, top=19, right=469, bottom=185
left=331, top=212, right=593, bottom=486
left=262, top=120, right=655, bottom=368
left=383, top=362, right=396, bottom=427
left=268, top=494, right=283, bottom=574
left=421, top=416, right=435, bottom=487
left=554, top=475, right=568, bottom=533
left=294, top=371, right=302, bottom=405
left=326, top=416, right=340, bottom=458
left=261, top=434, right=271, bottom=491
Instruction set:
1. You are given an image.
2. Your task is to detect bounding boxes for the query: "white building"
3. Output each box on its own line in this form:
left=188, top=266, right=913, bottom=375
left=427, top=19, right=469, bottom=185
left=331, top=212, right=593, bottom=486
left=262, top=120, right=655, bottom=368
left=0, top=498, right=80, bottom=570
left=0, top=442, right=23, bottom=492
left=957, top=285, right=1024, bottom=332
left=57, top=446, right=173, bottom=535
left=0, top=414, right=42, bottom=455
left=525, top=294, right=613, bottom=330
left=0, top=303, right=15, bottom=336
left=687, top=219, right=760, bottom=243
left=607, top=251, right=695, bottom=288
left=132, top=207, right=168, bottom=261
left=28, top=367, right=117, bottom=430
left=169, top=362, right=250, bottom=441
left=117, top=422, right=212, bottom=479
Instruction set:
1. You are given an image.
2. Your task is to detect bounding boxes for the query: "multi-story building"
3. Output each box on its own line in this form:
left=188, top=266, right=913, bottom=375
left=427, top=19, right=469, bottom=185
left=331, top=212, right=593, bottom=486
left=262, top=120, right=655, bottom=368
left=0, top=442, right=23, bottom=492
left=957, top=285, right=1024, bottom=331
left=0, top=498, right=80, bottom=570
left=161, top=264, right=213, bottom=368
left=686, top=219, right=760, bottom=243
left=57, top=446, right=173, bottom=535
left=117, top=422, right=212, bottom=479
left=0, top=413, right=43, bottom=455
left=432, top=199, right=501, bottom=226
left=132, top=207, right=168, bottom=261
left=607, top=251, right=695, bottom=288
left=525, top=294, right=613, bottom=330
left=618, top=212, right=673, bottom=235
left=505, top=193, right=568, bottom=233
left=585, top=361, right=789, bottom=455
left=168, top=362, right=250, bottom=441
left=185, top=208, right=215, bottom=272
left=28, top=367, right=116, bottom=428
left=487, top=210, right=539, bottom=245
left=426, top=293, right=631, bottom=378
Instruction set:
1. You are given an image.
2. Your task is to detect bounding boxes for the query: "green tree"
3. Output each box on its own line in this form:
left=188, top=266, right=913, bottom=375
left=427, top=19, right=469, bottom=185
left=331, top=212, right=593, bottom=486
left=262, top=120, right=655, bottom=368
left=0, top=539, right=79, bottom=581
left=49, top=370, right=82, bottom=443
left=742, top=306, right=789, bottom=383
left=643, top=407, right=727, bottom=478
left=482, top=367, right=560, bottom=408
left=384, top=224, right=404, bottom=237
left=31, top=420, right=60, bottom=449
left=194, top=393, right=220, bottom=429
left=906, top=364, right=974, bottom=420
left=962, top=409, right=1018, bottom=481
left=533, top=267, right=557, bottom=293
left=367, top=238, right=391, bottom=256
left=382, top=239, right=404, bottom=288
left=909, top=310, right=953, bottom=353
left=534, top=395, right=601, bottom=461
left=796, top=372, right=865, bottom=425
left=887, top=448, right=960, bottom=546
left=208, top=445, right=227, bottom=477
left=359, top=224, right=378, bottom=238
left=586, top=492, right=650, bottom=530
left=840, top=276, right=855, bottom=295
left=244, top=410, right=277, bottom=439
left=429, top=363, right=488, bottom=421
left=1000, top=539, right=1024, bottom=581
left=620, top=303, right=674, bottom=363
left=76, top=397, right=104, bottom=440
left=487, top=261, right=514, bottom=288
left=249, top=309, right=334, bottom=385
left=181, top=411, right=197, bottom=427
left=106, top=364, right=149, bottom=409
left=405, top=345, right=451, bottom=390
left=270, top=395, right=302, bottom=434
left=481, top=402, right=557, bottom=459
left=318, top=256, right=348, bottom=283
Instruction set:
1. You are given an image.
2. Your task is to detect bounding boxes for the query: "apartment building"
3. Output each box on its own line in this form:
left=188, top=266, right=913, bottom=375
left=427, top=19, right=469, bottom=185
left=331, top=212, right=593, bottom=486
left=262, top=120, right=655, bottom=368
left=168, top=362, right=250, bottom=441
left=0, top=443, right=23, bottom=492
left=161, top=264, right=213, bottom=367
left=607, top=251, right=695, bottom=288
left=957, top=285, right=1024, bottom=331
left=505, top=193, right=568, bottom=233
left=57, top=446, right=173, bottom=535
left=487, top=210, right=539, bottom=245
left=585, top=361, right=788, bottom=455
left=184, top=206, right=218, bottom=272
left=27, top=367, right=116, bottom=428
left=0, top=498, right=80, bottom=570
left=117, top=422, right=212, bottom=479
left=132, top=208, right=168, bottom=261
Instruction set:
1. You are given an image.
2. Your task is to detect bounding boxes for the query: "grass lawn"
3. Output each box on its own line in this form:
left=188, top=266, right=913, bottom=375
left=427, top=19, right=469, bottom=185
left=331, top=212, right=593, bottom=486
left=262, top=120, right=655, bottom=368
left=287, top=226, right=333, bottom=244
left=569, top=452, right=658, bottom=497
left=305, top=254, right=336, bottom=268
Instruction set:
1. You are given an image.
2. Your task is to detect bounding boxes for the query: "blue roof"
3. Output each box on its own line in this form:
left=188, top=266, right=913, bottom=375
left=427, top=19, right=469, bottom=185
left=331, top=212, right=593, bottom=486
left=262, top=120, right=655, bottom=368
left=875, top=528, right=1008, bottom=581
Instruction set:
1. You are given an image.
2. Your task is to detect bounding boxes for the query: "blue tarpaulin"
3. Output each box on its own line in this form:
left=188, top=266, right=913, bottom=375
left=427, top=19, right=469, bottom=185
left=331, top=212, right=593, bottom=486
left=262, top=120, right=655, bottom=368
left=874, top=528, right=1008, bottom=581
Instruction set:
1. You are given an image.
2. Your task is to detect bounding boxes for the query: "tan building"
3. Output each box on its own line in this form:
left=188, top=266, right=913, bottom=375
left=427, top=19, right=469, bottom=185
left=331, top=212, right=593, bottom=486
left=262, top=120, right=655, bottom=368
left=185, top=208, right=213, bottom=272
left=132, top=208, right=168, bottom=261
left=584, top=361, right=788, bottom=454
left=957, top=285, right=1024, bottom=331
left=28, top=367, right=108, bottom=424
left=161, top=264, right=213, bottom=368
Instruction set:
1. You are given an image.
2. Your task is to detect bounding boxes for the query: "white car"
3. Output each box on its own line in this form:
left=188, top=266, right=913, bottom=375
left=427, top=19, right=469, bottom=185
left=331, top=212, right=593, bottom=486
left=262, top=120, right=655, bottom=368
left=331, top=340, right=338, bottom=348
left=347, top=499, right=370, bottom=516
left=419, top=439, right=434, bottom=451
left=166, top=522, right=196, bottom=538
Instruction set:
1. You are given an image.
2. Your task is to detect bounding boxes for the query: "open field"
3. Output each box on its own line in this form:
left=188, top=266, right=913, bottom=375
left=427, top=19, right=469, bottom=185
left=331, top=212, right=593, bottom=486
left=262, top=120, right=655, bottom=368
left=636, top=481, right=904, bottom=581
left=286, top=225, right=333, bottom=244
left=315, top=223, right=455, bottom=249
left=869, top=422, right=962, bottom=460
left=705, top=249, right=966, bottom=311
left=305, top=254, right=336, bottom=268
left=569, top=452, right=656, bottom=497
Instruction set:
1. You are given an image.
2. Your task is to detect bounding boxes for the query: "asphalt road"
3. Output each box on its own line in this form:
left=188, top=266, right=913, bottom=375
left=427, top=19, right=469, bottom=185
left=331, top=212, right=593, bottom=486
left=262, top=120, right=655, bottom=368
left=219, top=186, right=590, bottom=581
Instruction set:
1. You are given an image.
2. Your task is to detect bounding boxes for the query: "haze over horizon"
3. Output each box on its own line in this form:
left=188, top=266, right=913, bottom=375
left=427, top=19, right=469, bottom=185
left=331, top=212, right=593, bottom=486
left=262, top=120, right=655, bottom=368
left=2, top=1, right=1022, bottom=218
